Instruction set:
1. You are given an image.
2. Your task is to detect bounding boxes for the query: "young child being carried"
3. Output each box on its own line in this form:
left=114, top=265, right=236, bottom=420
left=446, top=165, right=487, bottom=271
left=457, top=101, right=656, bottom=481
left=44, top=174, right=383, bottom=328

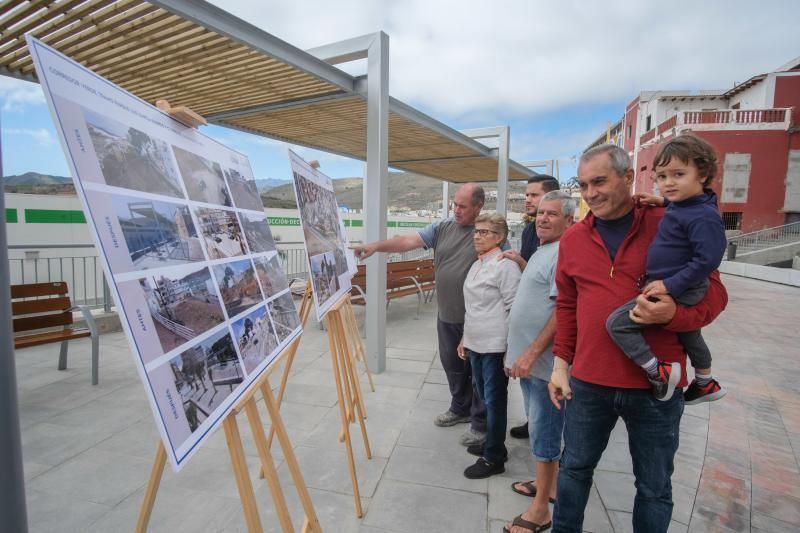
left=606, top=133, right=728, bottom=404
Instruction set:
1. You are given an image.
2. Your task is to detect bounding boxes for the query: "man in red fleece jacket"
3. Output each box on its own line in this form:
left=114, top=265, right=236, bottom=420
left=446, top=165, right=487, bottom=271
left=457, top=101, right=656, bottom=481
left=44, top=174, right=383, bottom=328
left=547, top=145, right=727, bottom=533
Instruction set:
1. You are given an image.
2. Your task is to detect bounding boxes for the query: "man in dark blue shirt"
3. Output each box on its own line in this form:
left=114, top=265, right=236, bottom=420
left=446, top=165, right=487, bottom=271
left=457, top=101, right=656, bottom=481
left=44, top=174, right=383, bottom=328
left=520, top=175, right=560, bottom=262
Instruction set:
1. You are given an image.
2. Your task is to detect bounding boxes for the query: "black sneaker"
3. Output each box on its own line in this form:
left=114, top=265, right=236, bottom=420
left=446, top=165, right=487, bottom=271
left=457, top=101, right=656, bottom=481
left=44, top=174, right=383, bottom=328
left=464, top=457, right=505, bottom=479
left=648, top=361, right=680, bottom=401
left=510, top=422, right=529, bottom=439
left=684, top=378, right=727, bottom=405
left=467, top=444, right=508, bottom=462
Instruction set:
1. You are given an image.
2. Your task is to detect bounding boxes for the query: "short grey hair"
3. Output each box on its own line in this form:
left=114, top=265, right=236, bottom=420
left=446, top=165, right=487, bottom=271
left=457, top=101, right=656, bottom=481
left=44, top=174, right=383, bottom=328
left=579, top=144, right=631, bottom=177
left=540, top=190, right=576, bottom=218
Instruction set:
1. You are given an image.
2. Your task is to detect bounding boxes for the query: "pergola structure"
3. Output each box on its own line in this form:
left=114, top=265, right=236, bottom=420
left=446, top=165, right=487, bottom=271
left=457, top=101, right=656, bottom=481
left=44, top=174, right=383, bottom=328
left=0, top=0, right=535, bottom=373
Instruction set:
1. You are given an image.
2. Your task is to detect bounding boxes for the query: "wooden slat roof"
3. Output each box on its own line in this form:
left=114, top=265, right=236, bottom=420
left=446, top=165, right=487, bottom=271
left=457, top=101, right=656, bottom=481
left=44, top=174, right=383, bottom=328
left=0, top=0, right=532, bottom=183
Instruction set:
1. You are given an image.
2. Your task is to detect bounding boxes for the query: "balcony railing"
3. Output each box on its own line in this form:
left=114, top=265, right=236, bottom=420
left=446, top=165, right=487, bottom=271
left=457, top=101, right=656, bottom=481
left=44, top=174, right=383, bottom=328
left=639, top=128, right=656, bottom=145
left=656, top=115, right=677, bottom=134
left=735, top=108, right=787, bottom=124
left=684, top=110, right=731, bottom=125
left=642, top=107, right=793, bottom=145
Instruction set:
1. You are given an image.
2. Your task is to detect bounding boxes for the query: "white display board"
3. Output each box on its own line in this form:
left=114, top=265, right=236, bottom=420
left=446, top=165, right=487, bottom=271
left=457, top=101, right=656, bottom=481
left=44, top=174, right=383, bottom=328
left=289, top=151, right=354, bottom=319
left=27, top=37, right=302, bottom=470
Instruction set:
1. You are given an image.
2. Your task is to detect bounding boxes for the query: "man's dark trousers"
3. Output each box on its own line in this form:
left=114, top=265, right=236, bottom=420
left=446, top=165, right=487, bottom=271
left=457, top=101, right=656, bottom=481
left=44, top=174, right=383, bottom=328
left=437, top=317, right=486, bottom=432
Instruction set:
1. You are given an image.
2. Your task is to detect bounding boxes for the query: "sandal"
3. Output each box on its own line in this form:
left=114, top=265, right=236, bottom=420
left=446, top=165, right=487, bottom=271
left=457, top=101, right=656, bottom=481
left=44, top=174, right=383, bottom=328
left=502, top=514, right=552, bottom=533
left=510, top=480, right=556, bottom=504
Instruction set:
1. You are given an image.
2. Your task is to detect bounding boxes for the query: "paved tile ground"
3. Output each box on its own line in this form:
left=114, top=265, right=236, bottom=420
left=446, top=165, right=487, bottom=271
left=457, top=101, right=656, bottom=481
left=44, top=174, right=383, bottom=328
left=13, top=274, right=800, bottom=532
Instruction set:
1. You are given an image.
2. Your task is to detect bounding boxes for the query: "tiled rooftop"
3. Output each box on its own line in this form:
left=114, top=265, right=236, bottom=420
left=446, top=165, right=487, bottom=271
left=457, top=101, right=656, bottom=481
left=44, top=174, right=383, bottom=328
left=14, top=274, right=800, bottom=532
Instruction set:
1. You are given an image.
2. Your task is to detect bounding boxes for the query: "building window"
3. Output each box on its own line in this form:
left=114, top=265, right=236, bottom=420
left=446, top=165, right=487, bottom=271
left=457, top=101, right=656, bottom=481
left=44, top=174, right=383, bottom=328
left=721, top=212, right=743, bottom=231
left=627, top=125, right=632, bottom=138
left=646, top=115, right=652, bottom=131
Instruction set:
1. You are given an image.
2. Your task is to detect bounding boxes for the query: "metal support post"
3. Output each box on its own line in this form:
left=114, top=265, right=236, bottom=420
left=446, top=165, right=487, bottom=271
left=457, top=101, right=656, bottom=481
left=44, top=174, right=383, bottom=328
left=0, top=115, right=29, bottom=533
left=496, top=127, right=510, bottom=216
left=364, top=32, right=389, bottom=374
left=442, top=181, right=450, bottom=218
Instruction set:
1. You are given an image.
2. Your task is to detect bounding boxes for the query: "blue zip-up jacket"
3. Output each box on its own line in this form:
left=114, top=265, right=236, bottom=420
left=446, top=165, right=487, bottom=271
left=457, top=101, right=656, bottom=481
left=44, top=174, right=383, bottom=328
left=646, top=190, right=727, bottom=297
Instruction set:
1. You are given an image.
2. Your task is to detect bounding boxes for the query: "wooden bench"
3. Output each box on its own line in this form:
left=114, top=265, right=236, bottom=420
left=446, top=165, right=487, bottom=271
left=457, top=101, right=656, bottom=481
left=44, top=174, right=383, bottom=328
left=12, top=282, right=100, bottom=385
left=350, top=259, right=436, bottom=318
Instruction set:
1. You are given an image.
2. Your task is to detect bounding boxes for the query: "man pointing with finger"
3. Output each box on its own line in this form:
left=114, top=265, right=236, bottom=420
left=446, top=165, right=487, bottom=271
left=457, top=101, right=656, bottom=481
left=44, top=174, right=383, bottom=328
left=547, top=145, right=728, bottom=533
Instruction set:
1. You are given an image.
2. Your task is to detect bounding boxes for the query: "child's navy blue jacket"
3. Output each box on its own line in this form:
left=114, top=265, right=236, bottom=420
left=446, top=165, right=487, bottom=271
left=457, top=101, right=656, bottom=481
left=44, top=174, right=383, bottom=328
left=646, top=190, right=727, bottom=297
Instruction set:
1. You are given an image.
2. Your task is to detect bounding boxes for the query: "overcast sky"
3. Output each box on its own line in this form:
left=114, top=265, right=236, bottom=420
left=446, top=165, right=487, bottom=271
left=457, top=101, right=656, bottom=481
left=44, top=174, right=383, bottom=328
left=1, top=0, right=798, bottom=182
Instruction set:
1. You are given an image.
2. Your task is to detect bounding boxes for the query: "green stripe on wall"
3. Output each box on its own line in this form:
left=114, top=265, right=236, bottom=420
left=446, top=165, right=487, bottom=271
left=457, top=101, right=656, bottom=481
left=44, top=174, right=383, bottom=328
left=5, top=208, right=17, bottom=223
left=25, top=209, right=86, bottom=224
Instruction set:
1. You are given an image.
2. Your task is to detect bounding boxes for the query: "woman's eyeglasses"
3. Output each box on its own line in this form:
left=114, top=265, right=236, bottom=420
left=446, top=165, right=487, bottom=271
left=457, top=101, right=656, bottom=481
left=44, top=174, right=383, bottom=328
left=473, top=229, right=497, bottom=237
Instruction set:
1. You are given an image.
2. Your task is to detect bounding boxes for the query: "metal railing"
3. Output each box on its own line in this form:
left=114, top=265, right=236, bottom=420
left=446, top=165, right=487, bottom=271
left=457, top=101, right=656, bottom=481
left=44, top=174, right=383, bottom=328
left=726, top=221, right=800, bottom=258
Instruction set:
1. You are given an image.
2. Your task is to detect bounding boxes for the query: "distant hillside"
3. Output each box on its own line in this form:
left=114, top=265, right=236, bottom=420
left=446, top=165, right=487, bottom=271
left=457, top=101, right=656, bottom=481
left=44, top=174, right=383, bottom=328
left=3, top=172, right=75, bottom=194
left=262, top=172, right=527, bottom=212
left=4, top=172, right=73, bottom=186
left=254, top=178, right=290, bottom=192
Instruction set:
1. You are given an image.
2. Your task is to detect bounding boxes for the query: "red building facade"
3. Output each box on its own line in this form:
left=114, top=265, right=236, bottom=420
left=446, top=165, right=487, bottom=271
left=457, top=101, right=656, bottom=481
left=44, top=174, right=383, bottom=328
left=609, top=59, right=800, bottom=233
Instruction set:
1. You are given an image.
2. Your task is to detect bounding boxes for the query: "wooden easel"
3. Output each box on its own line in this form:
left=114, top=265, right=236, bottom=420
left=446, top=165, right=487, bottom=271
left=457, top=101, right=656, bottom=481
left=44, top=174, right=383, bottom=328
left=323, top=294, right=373, bottom=517
left=135, top=285, right=321, bottom=533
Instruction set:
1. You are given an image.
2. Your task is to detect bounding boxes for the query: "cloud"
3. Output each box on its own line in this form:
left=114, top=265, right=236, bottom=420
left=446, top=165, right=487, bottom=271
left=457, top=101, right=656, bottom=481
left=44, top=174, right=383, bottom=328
left=3, top=127, right=54, bottom=146
left=214, top=0, right=798, bottom=118
left=0, top=77, right=45, bottom=111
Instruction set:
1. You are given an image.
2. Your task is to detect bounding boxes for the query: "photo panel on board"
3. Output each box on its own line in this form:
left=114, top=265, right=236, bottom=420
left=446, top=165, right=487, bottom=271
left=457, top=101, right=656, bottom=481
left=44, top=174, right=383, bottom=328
left=252, top=253, right=290, bottom=298
left=210, top=258, right=264, bottom=319
left=82, top=108, right=186, bottom=199
left=173, top=146, right=233, bottom=207
left=223, top=167, right=263, bottom=212
left=84, top=189, right=205, bottom=273
left=194, top=207, right=247, bottom=259
left=230, top=305, right=279, bottom=375
left=116, top=264, right=226, bottom=361
left=267, top=291, right=301, bottom=344
left=239, top=212, right=277, bottom=254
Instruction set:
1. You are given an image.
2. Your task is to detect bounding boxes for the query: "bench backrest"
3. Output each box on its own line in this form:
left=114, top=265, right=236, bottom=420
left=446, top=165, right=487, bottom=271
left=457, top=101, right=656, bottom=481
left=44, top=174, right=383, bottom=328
left=11, top=282, right=74, bottom=334
left=350, top=259, right=435, bottom=296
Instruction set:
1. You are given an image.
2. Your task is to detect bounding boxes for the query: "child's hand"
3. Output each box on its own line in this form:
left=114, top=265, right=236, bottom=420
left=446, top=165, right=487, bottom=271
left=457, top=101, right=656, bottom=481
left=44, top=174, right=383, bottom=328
left=634, top=192, right=664, bottom=207
left=642, top=280, right=668, bottom=297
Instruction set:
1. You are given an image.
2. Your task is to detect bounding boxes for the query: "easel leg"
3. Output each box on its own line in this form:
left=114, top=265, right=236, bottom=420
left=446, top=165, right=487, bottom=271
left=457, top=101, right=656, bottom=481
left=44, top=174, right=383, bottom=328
left=266, top=337, right=300, bottom=450
left=135, top=442, right=167, bottom=533
left=260, top=381, right=323, bottom=532
left=337, top=314, right=372, bottom=460
left=223, top=416, right=264, bottom=533
left=244, top=398, right=294, bottom=533
left=345, top=302, right=375, bottom=393
left=326, top=312, right=364, bottom=518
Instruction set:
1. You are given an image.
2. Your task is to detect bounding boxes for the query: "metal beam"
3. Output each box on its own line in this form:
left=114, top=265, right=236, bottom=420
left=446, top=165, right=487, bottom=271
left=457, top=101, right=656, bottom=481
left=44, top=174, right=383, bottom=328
left=151, top=0, right=356, bottom=92
left=520, top=159, right=554, bottom=175
left=389, top=155, right=488, bottom=165
left=205, top=91, right=350, bottom=121
left=306, top=33, right=377, bottom=65
left=442, top=181, right=450, bottom=218
left=364, top=32, right=389, bottom=374
left=461, top=126, right=511, bottom=215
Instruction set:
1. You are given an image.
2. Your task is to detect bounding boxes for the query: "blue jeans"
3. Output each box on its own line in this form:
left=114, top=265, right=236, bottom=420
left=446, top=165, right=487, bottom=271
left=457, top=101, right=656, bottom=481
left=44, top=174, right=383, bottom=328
left=553, top=377, right=684, bottom=533
left=467, top=349, right=508, bottom=463
left=520, top=376, right=565, bottom=462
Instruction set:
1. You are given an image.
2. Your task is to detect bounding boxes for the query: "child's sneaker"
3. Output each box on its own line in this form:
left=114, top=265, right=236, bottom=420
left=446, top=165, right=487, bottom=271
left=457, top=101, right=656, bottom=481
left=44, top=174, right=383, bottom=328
left=684, top=379, right=727, bottom=405
left=648, top=361, right=680, bottom=401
